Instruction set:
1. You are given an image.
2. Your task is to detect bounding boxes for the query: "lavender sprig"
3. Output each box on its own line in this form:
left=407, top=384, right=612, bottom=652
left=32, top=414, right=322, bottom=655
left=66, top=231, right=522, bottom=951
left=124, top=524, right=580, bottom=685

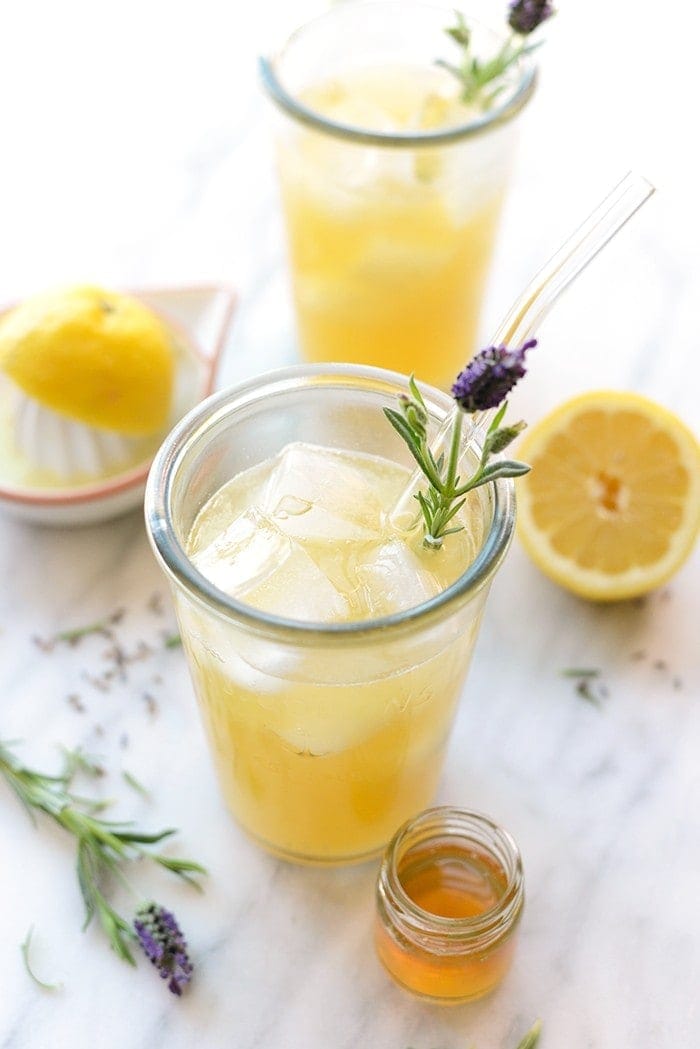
left=440, top=3, right=554, bottom=108
left=0, top=739, right=205, bottom=991
left=384, top=341, right=535, bottom=548
left=135, top=903, right=193, bottom=996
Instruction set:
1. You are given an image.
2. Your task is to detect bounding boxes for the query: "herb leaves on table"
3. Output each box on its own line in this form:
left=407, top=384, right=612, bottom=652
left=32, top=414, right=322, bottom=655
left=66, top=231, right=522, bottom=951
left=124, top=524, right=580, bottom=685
left=1, top=739, right=205, bottom=995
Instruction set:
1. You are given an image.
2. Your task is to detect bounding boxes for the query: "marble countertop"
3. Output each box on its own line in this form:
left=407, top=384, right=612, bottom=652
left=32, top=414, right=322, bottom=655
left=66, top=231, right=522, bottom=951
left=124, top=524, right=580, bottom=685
left=0, top=2, right=698, bottom=1047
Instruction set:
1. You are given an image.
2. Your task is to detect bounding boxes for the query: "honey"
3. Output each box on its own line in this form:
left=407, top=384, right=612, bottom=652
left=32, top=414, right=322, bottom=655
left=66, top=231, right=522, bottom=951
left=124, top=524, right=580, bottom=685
left=374, top=808, right=524, bottom=1003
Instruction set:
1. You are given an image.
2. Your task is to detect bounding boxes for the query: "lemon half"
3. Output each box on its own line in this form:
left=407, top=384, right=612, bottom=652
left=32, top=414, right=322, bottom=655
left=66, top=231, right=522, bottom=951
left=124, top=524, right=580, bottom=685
left=517, top=390, right=700, bottom=601
left=0, top=285, right=175, bottom=435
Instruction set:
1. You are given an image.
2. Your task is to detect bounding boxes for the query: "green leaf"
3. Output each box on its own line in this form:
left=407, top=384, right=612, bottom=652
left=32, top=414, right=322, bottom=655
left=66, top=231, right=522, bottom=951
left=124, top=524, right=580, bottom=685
left=441, top=497, right=467, bottom=526
left=60, top=745, right=105, bottom=784
left=20, top=927, right=62, bottom=992
left=489, top=401, right=509, bottom=433
left=76, top=839, right=98, bottom=929
left=115, top=827, right=177, bottom=845
left=154, top=855, right=208, bottom=890
left=445, top=10, right=470, bottom=47
left=516, top=1019, right=543, bottom=1049
left=383, top=408, right=421, bottom=452
left=408, top=374, right=427, bottom=410
left=480, top=459, right=531, bottom=481
left=415, top=489, right=437, bottom=533
left=122, top=769, right=150, bottom=798
left=95, top=897, right=136, bottom=966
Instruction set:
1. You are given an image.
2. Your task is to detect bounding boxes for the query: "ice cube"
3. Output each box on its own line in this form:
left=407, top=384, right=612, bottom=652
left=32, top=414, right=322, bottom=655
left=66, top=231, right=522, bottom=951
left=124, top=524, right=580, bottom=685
left=356, top=238, right=453, bottom=281
left=302, top=74, right=403, bottom=133
left=261, top=442, right=383, bottom=544
left=191, top=507, right=348, bottom=622
left=353, top=539, right=442, bottom=616
left=270, top=687, right=391, bottom=756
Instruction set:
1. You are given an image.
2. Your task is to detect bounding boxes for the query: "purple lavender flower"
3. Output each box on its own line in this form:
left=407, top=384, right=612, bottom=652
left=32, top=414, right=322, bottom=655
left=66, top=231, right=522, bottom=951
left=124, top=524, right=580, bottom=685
left=508, top=0, right=554, bottom=35
left=134, top=902, right=193, bottom=996
left=451, top=339, right=536, bottom=413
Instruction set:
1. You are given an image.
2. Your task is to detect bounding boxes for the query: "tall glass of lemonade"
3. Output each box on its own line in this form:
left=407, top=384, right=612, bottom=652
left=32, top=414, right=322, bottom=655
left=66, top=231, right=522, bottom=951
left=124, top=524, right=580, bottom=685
left=261, top=2, right=536, bottom=388
left=145, top=365, right=514, bottom=865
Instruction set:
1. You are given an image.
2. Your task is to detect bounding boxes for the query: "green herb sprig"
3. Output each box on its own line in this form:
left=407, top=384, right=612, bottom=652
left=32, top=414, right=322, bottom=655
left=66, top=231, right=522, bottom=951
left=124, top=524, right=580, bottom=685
left=440, top=4, right=554, bottom=108
left=384, top=375, right=529, bottom=549
left=0, top=739, right=205, bottom=967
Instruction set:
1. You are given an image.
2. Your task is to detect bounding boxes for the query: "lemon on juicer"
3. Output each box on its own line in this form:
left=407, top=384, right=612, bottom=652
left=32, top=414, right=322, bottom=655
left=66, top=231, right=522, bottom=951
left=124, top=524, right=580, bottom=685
left=0, top=285, right=175, bottom=435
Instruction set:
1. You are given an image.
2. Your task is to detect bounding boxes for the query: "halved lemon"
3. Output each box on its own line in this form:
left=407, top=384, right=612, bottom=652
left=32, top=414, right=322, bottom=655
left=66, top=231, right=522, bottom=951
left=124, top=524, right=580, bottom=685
left=0, top=285, right=175, bottom=435
left=516, top=391, right=700, bottom=601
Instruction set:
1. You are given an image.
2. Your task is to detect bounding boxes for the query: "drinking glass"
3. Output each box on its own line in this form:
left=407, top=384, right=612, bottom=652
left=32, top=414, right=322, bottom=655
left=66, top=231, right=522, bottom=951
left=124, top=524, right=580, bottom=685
left=145, top=365, right=515, bottom=865
left=260, top=2, right=536, bottom=387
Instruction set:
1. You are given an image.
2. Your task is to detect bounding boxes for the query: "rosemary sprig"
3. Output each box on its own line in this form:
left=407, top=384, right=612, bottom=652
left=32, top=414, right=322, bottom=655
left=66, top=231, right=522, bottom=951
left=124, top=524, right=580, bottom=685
left=440, top=4, right=554, bottom=108
left=384, top=355, right=532, bottom=549
left=0, top=739, right=205, bottom=972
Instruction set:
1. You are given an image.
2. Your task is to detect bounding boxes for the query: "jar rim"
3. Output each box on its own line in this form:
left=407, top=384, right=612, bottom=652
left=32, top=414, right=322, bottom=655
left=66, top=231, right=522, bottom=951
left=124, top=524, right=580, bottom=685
left=259, top=1, right=537, bottom=148
left=144, top=364, right=515, bottom=643
left=378, top=806, right=524, bottom=944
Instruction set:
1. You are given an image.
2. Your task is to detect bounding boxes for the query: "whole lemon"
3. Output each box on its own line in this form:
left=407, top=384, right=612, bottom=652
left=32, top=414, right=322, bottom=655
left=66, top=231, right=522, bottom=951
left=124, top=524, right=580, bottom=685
left=0, top=286, right=175, bottom=435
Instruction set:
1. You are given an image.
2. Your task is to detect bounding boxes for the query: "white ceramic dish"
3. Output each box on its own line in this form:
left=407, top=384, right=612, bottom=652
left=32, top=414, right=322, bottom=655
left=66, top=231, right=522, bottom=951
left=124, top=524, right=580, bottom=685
left=0, top=285, right=236, bottom=526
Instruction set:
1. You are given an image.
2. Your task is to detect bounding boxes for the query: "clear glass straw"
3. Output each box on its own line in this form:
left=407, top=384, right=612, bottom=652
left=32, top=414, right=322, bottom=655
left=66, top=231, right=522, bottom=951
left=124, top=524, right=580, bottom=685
left=390, top=171, right=655, bottom=530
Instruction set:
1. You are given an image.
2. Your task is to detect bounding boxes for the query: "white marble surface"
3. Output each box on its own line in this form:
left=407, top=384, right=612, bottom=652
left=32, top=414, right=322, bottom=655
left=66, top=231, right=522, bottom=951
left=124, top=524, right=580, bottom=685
left=1, top=1, right=699, bottom=1047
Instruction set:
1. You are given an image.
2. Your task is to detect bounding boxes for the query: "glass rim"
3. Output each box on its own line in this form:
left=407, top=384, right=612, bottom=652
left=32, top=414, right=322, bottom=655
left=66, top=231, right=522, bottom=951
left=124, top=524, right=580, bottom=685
left=259, top=0, right=538, bottom=148
left=379, top=806, right=524, bottom=942
left=144, top=363, right=515, bottom=643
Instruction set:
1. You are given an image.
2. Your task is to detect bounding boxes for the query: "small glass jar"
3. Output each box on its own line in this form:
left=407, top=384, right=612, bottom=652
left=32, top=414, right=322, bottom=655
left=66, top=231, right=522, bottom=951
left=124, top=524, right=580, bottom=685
left=374, top=807, right=524, bottom=1004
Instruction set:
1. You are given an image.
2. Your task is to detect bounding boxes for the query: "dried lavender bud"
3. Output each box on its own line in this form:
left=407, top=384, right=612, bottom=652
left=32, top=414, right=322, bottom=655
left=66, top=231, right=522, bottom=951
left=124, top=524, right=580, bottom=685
left=134, top=903, right=193, bottom=996
left=451, top=339, right=536, bottom=413
left=508, top=0, right=554, bottom=35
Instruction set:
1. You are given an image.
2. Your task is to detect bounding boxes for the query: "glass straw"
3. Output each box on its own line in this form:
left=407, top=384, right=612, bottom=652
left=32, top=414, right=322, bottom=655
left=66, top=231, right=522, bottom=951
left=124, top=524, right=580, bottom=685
left=389, top=171, right=655, bottom=530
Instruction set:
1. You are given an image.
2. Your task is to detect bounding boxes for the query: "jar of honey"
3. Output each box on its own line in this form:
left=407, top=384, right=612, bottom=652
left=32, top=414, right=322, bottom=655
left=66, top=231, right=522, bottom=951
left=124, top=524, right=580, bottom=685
left=374, top=807, right=524, bottom=1004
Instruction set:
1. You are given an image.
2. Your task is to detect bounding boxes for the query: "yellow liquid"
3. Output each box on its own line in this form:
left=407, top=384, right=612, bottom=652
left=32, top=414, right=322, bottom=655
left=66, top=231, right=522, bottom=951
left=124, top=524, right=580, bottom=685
left=278, top=66, right=508, bottom=388
left=183, top=443, right=486, bottom=863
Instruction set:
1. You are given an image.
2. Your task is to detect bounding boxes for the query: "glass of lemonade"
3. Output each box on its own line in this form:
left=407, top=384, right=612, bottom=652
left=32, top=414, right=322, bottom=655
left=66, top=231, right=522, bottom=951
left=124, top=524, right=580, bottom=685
left=145, top=365, right=515, bottom=865
left=260, top=2, right=536, bottom=388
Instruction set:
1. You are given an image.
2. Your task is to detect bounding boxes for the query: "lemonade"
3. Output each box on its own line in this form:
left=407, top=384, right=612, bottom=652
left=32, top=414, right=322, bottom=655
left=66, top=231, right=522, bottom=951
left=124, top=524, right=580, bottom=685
left=181, top=442, right=487, bottom=862
left=146, top=366, right=515, bottom=865
left=263, top=4, right=534, bottom=387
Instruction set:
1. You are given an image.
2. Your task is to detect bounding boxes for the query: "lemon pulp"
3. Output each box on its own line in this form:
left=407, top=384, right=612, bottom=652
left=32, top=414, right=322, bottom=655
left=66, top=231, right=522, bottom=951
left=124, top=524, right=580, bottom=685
left=517, top=390, right=700, bottom=601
